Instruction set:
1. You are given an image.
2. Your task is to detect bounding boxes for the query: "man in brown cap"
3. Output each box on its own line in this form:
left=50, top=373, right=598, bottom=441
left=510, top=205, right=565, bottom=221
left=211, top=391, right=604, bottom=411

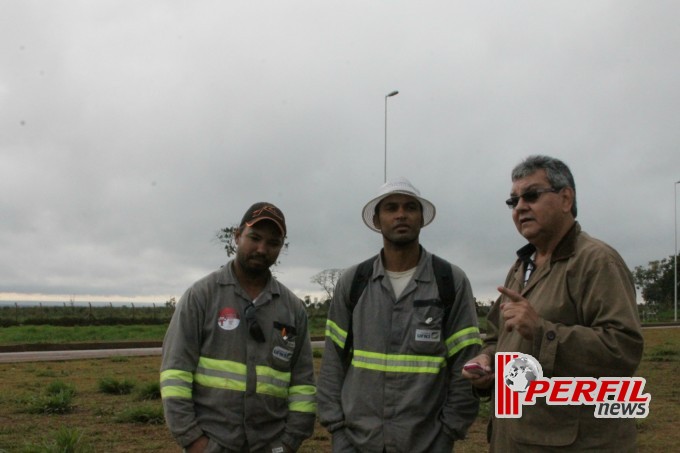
left=161, top=202, right=316, bottom=453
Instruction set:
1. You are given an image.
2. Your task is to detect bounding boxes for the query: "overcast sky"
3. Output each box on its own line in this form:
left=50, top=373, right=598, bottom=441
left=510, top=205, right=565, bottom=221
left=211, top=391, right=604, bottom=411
left=2, top=1, right=679, bottom=305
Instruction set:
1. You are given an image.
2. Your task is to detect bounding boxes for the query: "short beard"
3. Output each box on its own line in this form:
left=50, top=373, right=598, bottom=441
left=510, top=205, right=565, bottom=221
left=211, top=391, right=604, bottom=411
left=236, top=254, right=272, bottom=278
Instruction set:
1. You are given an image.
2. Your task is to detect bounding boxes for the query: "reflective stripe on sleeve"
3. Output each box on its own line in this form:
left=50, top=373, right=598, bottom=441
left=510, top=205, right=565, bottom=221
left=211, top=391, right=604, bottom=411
left=160, top=369, right=193, bottom=399
left=445, top=326, right=483, bottom=358
left=325, top=319, right=347, bottom=349
left=288, top=385, right=317, bottom=413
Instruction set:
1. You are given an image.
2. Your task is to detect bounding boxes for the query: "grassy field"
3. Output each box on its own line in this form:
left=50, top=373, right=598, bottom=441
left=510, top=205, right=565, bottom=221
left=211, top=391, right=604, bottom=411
left=0, top=325, right=169, bottom=346
left=0, top=328, right=677, bottom=452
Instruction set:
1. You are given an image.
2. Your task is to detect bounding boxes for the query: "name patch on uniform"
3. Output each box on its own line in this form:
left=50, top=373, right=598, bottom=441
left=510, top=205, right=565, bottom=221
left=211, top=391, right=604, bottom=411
left=272, top=346, right=293, bottom=362
left=415, top=329, right=441, bottom=342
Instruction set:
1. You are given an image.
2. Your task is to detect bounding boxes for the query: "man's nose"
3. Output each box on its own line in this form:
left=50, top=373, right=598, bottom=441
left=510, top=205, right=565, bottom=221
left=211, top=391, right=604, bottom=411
left=514, top=197, right=530, bottom=211
left=256, top=241, right=270, bottom=253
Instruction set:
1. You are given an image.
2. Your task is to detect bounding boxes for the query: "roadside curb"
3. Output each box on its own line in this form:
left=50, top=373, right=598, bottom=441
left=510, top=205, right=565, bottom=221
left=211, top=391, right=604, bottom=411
left=0, top=341, right=163, bottom=353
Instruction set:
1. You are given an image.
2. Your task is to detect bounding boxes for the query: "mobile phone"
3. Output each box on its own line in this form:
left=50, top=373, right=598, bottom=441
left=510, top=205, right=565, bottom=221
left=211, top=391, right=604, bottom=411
left=463, top=362, right=489, bottom=376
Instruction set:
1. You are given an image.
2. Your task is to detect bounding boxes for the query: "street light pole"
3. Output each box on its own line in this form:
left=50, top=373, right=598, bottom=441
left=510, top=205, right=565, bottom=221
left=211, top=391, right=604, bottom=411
left=384, top=90, right=399, bottom=183
left=675, top=180, right=680, bottom=322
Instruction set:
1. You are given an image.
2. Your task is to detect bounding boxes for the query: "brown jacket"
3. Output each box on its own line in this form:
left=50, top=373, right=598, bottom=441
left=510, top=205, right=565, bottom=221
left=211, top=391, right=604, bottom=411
left=483, top=223, right=643, bottom=452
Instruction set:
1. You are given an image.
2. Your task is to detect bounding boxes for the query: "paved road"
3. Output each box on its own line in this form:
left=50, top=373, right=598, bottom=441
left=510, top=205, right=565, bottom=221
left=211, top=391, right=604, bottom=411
left=0, top=341, right=326, bottom=363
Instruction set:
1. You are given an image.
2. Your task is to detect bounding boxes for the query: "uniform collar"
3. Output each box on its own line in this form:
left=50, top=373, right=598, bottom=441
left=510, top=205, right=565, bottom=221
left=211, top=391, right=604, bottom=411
left=216, top=260, right=281, bottom=297
left=515, top=221, right=580, bottom=265
left=375, top=246, right=429, bottom=277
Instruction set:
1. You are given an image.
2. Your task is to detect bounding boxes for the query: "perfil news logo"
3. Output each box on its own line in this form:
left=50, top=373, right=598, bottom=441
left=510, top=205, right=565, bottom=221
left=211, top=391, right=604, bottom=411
left=495, top=353, right=651, bottom=419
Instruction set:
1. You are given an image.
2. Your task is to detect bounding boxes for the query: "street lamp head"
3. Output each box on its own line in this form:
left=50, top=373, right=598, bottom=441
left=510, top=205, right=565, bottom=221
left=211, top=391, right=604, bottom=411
left=386, top=90, right=399, bottom=97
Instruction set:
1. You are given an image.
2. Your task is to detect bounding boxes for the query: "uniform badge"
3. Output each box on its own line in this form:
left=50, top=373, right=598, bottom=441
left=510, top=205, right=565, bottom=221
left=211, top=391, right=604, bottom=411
left=415, top=329, right=441, bottom=342
left=217, top=307, right=240, bottom=331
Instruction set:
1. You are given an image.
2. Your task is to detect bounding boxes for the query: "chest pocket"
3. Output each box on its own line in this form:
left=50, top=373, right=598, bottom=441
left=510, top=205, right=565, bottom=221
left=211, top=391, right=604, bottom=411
left=269, top=321, right=297, bottom=371
left=410, top=299, right=446, bottom=355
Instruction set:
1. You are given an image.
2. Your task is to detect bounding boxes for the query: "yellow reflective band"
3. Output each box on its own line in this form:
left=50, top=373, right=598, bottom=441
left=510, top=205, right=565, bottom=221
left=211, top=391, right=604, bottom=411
left=195, top=374, right=247, bottom=392
left=289, top=384, right=316, bottom=397
left=198, top=356, right=247, bottom=375
left=160, top=369, right=194, bottom=399
left=289, top=400, right=317, bottom=413
left=256, top=366, right=291, bottom=383
left=325, top=319, right=347, bottom=349
left=288, top=385, right=317, bottom=413
left=446, top=326, right=483, bottom=357
left=256, top=366, right=291, bottom=398
left=161, top=385, right=192, bottom=399
left=352, top=350, right=445, bottom=374
left=194, top=356, right=248, bottom=392
left=160, top=369, right=193, bottom=384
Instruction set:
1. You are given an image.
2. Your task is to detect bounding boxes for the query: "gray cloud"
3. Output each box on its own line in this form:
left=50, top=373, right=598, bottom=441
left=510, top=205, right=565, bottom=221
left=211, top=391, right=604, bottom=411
left=1, top=1, right=679, bottom=303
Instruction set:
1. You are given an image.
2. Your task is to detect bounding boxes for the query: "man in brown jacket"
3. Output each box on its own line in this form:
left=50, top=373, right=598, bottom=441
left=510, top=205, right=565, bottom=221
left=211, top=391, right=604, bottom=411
left=463, top=155, right=643, bottom=452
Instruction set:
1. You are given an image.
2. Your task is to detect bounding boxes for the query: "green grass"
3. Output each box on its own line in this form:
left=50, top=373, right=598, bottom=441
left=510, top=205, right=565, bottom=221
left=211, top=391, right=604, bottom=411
left=98, top=377, right=136, bottom=395
left=0, top=324, right=169, bottom=345
left=21, top=426, right=94, bottom=453
left=114, top=405, right=165, bottom=424
left=0, top=326, right=676, bottom=452
left=0, top=321, right=329, bottom=346
left=135, top=382, right=161, bottom=401
left=24, top=380, right=76, bottom=415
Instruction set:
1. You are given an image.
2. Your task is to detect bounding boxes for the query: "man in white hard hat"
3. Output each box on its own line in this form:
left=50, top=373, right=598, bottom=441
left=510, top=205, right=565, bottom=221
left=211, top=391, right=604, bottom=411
left=317, top=177, right=482, bottom=452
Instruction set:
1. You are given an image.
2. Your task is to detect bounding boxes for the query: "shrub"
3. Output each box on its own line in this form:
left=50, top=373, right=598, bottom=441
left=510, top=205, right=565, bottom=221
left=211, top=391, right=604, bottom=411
left=136, top=382, right=161, bottom=401
left=24, top=380, right=76, bottom=415
left=21, top=426, right=93, bottom=453
left=98, top=377, right=135, bottom=395
left=115, top=404, right=165, bottom=424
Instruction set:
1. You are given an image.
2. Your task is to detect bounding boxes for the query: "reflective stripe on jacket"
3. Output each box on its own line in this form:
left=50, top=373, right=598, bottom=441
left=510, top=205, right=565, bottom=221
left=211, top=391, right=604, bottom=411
left=317, top=248, right=482, bottom=452
left=160, top=262, right=316, bottom=451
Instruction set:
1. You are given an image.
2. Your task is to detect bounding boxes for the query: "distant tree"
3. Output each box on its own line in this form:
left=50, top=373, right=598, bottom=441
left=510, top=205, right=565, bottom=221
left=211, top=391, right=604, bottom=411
left=311, top=269, right=344, bottom=301
left=216, top=224, right=289, bottom=261
left=632, top=254, right=679, bottom=313
left=474, top=298, right=492, bottom=317
left=216, top=225, right=240, bottom=257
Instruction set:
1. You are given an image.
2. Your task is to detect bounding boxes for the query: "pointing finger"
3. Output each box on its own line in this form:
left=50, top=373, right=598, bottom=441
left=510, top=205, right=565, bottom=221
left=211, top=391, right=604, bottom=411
left=497, top=286, right=523, bottom=302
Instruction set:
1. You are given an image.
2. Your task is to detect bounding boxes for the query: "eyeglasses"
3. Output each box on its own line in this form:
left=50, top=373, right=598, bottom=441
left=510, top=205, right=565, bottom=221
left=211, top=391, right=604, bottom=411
left=244, top=302, right=265, bottom=343
left=505, top=188, right=559, bottom=209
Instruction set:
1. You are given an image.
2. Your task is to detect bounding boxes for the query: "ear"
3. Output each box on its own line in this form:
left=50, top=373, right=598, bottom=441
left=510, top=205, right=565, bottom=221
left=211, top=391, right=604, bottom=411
left=372, top=214, right=381, bottom=229
left=561, top=187, right=575, bottom=215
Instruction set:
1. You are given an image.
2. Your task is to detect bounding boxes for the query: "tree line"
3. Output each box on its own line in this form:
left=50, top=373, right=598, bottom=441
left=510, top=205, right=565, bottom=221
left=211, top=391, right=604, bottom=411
left=218, top=228, right=678, bottom=321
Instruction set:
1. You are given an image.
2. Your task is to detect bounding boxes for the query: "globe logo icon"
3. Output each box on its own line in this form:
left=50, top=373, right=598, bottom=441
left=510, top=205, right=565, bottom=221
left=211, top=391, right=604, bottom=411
left=504, top=355, right=543, bottom=393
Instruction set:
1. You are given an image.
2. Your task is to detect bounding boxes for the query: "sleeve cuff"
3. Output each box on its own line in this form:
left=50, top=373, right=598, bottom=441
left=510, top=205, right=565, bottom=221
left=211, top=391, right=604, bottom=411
left=281, top=433, right=302, bottom=452
left=177, top=426, right=205, bottom=449
left=324, top=420, right=346, bottom=434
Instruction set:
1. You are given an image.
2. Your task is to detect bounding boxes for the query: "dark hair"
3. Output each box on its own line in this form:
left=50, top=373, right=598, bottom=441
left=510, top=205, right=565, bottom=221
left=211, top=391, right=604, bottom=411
left=511, top=155, right=577, bottom=217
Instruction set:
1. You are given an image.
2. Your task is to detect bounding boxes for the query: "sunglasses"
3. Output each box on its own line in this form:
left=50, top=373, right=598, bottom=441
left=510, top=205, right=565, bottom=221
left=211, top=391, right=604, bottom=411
left=244, top=302, right=266, bottom=343
left=505, top=187, right=559, bottom=209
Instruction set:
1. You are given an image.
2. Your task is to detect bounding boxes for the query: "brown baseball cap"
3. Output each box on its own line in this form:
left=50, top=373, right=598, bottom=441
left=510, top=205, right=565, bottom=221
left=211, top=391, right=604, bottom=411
left=240, top=202, right=287, bottom=237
